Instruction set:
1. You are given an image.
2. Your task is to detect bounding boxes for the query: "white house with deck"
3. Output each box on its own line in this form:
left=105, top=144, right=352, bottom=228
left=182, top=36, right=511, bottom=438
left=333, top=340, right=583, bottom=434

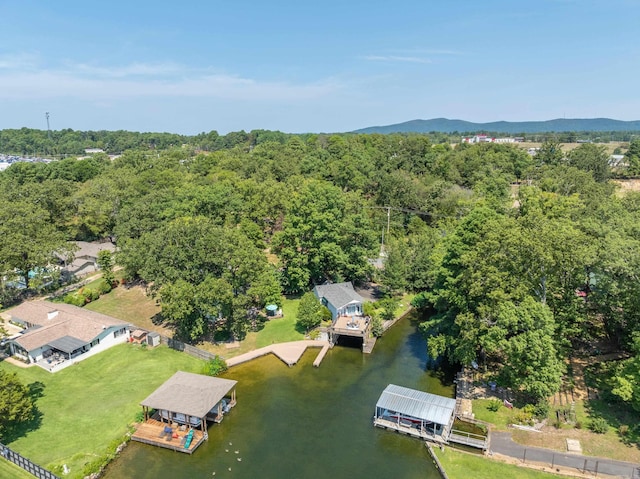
left=5, top=300, right=130, bottom=372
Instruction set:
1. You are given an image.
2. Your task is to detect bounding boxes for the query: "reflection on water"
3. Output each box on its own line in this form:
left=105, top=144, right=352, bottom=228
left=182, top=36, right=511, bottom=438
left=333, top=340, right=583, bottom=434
left=104, top=314, right=453, bottom=479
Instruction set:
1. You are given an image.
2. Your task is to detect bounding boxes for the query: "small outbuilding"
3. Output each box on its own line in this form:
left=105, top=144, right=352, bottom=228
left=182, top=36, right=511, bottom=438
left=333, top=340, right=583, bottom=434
left=373, top=384, right=456, bottom=443
left=132, top=371, right=237, bottom=454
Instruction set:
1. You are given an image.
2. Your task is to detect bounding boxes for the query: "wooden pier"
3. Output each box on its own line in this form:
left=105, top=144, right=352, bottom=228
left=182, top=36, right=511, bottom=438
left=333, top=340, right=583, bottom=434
left=448, top=430, right=488, bottom=449
left=131, top=419, right=206, bottom=454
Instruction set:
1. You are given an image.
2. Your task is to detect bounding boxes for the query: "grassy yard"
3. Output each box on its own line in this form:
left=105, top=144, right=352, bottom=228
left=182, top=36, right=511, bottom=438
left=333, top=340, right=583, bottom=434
left=473, top=397, right=640, bottom=463
left=433, top=447, right=561, bottom=479
left=255, top=297, right=304, bottom=348
left=472, top=398, right=524, bottom=430
left=84, top=284, right=169, bottom=336
left=0, top=458, right=38, bottom=479
left=0, top=343, right=205, bottom=478
left=84, top=285, right=304, bottom=359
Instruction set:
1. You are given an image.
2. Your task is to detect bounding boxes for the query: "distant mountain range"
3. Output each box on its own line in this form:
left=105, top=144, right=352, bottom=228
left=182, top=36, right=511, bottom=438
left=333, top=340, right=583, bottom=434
left=352, top=118, right=640, bottom=134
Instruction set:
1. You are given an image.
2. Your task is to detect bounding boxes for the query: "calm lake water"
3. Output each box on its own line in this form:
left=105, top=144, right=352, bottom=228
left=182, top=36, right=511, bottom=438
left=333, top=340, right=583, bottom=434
left=104, top=315, right=453, bottom=479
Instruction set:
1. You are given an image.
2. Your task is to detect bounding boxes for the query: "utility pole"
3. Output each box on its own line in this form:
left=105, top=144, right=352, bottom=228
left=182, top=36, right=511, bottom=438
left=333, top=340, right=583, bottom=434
left=386, top=206, right=391, bottom=239
left=45, top=112, right=51, bottom=140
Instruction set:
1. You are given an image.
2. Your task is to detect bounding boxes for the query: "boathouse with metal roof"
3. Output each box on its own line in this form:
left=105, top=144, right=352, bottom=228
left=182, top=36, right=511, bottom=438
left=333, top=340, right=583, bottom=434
left=373, top=384, right=456, bottom=443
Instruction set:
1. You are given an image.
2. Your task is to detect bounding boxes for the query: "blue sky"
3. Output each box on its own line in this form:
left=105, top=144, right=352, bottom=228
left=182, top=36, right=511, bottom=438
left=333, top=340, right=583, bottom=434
left=1, top=0, right=639, bottom=134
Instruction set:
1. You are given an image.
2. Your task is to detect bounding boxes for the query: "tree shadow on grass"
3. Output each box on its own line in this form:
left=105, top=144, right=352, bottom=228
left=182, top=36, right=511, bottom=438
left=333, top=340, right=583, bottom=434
left=3, top=381, right=45, bottom=444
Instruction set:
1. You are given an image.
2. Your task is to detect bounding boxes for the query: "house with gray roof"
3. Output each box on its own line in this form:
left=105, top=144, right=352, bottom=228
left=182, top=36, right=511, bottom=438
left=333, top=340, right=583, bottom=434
left=5, top=300, right=130, bottom=372
left=57, top=241, right=116, bottom=278
left=313, top=282, right=375, bottom=351
left=312, top=282, right=364, bottom=320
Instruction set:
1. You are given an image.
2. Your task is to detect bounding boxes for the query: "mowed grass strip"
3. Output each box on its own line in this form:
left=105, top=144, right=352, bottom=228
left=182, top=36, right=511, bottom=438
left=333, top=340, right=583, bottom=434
left=433, top=447, right=561, bottom=479
left=0, top=458, right=39, bottom=479
left=0, top=344, right=205, bottom=478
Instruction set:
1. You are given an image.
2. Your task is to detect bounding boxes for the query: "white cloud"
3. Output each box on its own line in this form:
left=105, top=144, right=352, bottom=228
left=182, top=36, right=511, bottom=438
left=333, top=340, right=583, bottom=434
left=0, top=58, right=341, bottom=101
left=71, top=62, right=186, bottom=78
left=363, top=55, right=432, bottom=64
left=0, top=52, right=40, bottom=70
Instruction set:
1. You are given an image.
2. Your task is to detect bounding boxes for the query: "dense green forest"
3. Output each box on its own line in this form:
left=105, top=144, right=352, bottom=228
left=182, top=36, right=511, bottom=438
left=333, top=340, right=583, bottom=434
left=2, top=130, right=640, bottom=410
left=1, top=126, right=636, bottom=157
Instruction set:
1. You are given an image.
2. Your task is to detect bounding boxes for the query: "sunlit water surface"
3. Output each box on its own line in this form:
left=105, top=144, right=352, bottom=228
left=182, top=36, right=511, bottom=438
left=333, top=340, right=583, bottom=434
left=104, top=315, right=453, bottom=479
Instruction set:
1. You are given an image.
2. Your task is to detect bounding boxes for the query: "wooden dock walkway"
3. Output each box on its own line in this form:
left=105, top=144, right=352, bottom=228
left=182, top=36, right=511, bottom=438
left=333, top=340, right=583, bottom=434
left=362, top=337, right=376, bottom=354
left=312, top=342, right=331, bottom=367
left=448, top=430, right=488, bottom=449
left=226, top=340, right=330, bottom=368
left=131, top=419, right=206, bottom=454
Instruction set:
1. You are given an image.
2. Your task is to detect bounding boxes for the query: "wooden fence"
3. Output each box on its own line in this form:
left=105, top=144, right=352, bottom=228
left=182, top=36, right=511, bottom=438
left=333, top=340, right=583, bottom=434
left=1, top=443, right=60, bottom=479
left=159, top=335, right=219, bottom=362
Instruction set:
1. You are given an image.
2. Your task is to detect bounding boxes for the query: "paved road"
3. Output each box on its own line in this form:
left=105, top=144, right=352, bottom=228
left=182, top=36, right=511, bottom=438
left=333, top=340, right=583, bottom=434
left=491, top=432, right=640, bottom=478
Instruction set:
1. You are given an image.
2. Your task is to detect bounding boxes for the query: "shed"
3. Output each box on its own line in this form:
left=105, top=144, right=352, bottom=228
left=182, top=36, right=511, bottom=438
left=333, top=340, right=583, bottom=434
left=373, top=384, right=456, bottom=441
left=147, top=332, right=160, bottom=347
left=131, top=329, right=147, bottom=344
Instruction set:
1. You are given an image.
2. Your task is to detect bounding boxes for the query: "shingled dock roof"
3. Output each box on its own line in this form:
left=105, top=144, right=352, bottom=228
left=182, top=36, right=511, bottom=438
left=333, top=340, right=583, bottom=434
left=376, top=384, right=456, bottom=426
left=140, top=371, right=237, bottom=419
left=313, top=282, right=363, bottom=309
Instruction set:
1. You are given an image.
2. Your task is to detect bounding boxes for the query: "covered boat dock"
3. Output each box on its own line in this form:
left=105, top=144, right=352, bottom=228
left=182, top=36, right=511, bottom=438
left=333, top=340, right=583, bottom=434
left=132, top=371, right=237, bottom=454
left=373, top=384, right=456, bottom=444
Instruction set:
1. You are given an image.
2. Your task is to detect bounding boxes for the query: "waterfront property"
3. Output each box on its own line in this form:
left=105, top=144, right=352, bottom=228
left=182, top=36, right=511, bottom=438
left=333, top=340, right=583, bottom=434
left=374, top=384, right=456, bottom=444
left=132, top=371, right=237, bottom=454
left=4, top=300, right=130, bottom=372
left=313, top=282, right=373, bottom=351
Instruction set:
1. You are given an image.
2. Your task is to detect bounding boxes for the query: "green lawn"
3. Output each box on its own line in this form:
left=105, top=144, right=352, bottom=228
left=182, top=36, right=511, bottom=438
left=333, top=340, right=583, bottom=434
left=0, top=458, right=37, bottom=479
left=255, top=297, right=304, bottom=348
left=472, top=398, right=523, bottom=430
left=0, top=343, right=205, bottom=478
left=433, top=447, right=561, bottom=479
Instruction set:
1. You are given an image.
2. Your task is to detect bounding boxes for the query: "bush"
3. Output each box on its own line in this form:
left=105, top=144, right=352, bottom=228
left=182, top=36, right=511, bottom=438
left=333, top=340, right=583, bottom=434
left=619, top=424, right=629, bottom=437
left=533, top=401, right=550, bottom=420
left=371, top=316, right=384, bottom=337
left=575, top=421, right=582, bottom=429
left=63, top=292, right=86, bottom=307
left=83, top=288, right=100, bottom=302
left=203, top=356, right=228, bottom=377
left=96, top=279, right=113, bottom=295
left=487, top=399, right=502, bottom=412
left=589, top=416, right=608, bottom=434
left=513, top=405, right=535, bottom=426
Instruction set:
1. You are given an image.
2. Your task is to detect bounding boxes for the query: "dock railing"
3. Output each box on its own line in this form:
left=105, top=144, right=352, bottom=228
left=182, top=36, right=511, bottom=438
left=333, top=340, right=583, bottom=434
left=448, top=429, right=488, bottom=449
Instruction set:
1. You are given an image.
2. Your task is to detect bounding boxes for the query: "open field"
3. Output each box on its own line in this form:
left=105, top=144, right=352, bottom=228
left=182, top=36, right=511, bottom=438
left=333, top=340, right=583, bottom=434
left=0, top=343, right=205, bottom=478
left=517, top=141, right=627, bottom=155
left=84, top=283, right=169, bottom=336
left=433, top=447, right=561, bottom=478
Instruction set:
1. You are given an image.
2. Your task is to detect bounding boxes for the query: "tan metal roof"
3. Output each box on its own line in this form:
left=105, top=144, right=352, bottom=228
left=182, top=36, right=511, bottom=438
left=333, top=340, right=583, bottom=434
left=140, top=371, right=237, bottom=419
